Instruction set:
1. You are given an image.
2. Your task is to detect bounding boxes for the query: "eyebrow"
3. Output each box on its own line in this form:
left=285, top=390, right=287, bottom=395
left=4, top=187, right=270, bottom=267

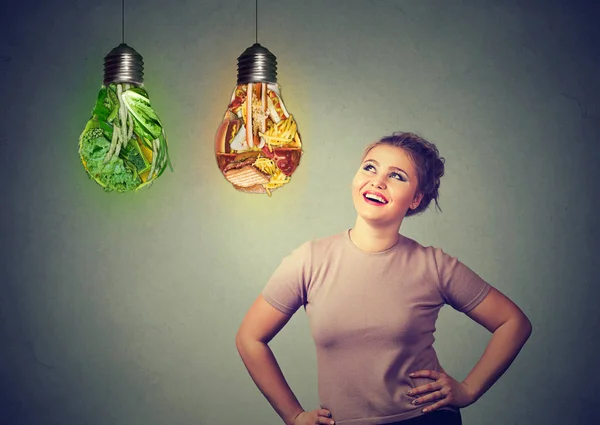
left=363, top=159, right=409, bottom=176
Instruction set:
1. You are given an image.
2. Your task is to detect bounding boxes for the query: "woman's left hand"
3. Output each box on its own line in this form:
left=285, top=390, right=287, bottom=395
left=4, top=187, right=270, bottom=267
left=406, top=370, right=476, bottom=413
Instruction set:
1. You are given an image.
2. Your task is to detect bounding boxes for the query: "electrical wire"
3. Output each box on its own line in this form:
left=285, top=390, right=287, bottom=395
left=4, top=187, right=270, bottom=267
left=122, top=0, right=125, bottom=44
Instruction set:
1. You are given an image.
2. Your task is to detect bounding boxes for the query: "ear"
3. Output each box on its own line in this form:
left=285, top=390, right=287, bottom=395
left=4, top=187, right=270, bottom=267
left=410, top=193, right=424, bottom=210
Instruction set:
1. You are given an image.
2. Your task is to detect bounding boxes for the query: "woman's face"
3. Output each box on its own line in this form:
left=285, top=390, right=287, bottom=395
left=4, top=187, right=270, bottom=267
left=351, top=144, right=422, bottom=227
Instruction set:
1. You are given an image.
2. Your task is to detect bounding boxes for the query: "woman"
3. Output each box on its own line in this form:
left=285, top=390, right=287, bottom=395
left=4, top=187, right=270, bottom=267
left=235, top=132, right=532, bottom=425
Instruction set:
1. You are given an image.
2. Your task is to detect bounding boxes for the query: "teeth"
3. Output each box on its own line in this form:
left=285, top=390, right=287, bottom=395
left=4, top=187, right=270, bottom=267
left=365, top=193, right=387, bottom=203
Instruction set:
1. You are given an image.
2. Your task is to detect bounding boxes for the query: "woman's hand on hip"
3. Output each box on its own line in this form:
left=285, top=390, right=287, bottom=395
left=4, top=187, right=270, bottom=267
left=406, top=369, right=476, bottom=412
left=293, top=409, right=335, bottom=425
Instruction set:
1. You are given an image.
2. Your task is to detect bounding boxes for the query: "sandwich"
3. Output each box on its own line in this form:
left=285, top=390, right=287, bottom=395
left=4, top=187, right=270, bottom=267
left=223, top=153, right=270, bottom=192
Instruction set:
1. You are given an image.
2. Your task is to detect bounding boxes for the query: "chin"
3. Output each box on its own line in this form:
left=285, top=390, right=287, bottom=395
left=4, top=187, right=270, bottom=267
left=357, top=208, right=404, bottom=228
left=356, top=209, right=391, bottom=225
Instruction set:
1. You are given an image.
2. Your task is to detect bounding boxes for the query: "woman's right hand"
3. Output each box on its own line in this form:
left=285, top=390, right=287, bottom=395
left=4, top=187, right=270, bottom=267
left=293, top=409, right=335, bottom=425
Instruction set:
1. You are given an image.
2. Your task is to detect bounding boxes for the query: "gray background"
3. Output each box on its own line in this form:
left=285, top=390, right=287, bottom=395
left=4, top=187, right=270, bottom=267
left=1, top=0, right=599, bottom=424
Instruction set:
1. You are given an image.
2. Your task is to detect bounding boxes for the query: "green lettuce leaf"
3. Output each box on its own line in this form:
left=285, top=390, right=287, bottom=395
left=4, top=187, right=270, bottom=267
left=91, top=86, right=111, bottom=122
left=121, top=88, right=163, bottom=140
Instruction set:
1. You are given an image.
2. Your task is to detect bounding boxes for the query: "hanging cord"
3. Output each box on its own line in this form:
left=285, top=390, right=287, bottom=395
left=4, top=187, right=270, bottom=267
left=122, top=0, right=125, bottom=44
left=255, top=0, right=258, bottom=43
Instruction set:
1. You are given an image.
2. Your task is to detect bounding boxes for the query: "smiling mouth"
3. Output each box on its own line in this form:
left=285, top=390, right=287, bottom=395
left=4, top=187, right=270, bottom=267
left=363, top=193, right=388, bottom=204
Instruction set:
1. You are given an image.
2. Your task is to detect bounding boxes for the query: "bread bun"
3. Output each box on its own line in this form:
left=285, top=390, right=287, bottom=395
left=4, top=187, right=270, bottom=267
left=224, top=164, right=270, bottom=188
left=215, top=111, right=239, bottom=154
left=233, top=183, right=267, bottom=194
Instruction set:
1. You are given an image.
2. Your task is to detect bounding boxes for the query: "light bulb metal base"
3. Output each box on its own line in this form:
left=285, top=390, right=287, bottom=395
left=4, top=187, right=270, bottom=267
left=237, top=43, right=277, bottom=84
left=103, top=43, right=144, bottom=86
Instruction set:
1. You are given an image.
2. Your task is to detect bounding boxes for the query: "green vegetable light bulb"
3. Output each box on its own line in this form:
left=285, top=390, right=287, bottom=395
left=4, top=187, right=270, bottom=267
left=78, top=43, right=172, bottom=192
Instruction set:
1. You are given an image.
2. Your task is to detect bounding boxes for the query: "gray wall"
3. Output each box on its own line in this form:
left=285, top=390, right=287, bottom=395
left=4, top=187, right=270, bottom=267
left=1, top=0, right=598, bottom=424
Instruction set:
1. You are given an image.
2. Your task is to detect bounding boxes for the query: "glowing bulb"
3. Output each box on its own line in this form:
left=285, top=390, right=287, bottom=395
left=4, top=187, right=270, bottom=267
left=215, top=43, right=303, bottom=196
left=78, top=43, right=172, bottom=193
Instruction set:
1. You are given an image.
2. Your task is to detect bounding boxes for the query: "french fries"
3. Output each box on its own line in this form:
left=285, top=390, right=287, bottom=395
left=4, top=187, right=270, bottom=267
left=259, top=115, right=300, bottom=148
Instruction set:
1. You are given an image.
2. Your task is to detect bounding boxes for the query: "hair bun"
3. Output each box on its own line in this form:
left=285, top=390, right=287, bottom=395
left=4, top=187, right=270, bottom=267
left=367, top=132, right=445, bottom=217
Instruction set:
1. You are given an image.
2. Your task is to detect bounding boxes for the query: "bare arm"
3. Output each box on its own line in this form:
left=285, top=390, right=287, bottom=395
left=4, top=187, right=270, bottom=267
left=409, top=287, right=532, bottom=411
left=461, top=286, right=532, bottom=400
left=235, top=295, right=306, bottom=425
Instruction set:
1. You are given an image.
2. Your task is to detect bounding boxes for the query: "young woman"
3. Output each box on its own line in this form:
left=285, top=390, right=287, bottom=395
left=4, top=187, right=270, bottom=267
left=235, top=132, right=532, bottom=425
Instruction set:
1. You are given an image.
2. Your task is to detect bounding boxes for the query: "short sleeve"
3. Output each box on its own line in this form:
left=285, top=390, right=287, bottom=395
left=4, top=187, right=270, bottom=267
left=261, top=241, right=312, bottom=316
left=433, top=249, right=492, bottom=313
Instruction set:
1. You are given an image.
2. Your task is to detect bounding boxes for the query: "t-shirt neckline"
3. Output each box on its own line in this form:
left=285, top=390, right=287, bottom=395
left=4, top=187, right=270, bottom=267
left=344, top=228, right=404, bottom=255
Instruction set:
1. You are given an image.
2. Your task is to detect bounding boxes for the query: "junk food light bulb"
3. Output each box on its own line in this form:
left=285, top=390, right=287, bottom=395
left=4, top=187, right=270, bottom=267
left=214, top=43, right=303, bottom=196
left=78, top=42, right=172, bottom=193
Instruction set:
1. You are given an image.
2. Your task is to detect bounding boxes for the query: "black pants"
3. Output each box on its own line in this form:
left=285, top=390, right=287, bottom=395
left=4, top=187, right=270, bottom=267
left=384, top=409, right=462, bottom=425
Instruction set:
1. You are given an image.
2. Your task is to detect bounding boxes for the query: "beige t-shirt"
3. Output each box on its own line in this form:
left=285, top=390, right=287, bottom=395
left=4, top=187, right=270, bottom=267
left=262, top=230, right=491, bottom=425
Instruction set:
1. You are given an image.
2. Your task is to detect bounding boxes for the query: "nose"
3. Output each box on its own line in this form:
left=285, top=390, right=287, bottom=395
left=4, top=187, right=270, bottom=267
left=371, top=176, right=386, bottom=189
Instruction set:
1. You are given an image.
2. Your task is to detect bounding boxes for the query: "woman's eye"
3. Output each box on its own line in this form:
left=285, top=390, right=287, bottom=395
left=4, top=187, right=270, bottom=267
left=390, top=172, right=406, bottom=181
left=363, top=164, right=376, bottom=172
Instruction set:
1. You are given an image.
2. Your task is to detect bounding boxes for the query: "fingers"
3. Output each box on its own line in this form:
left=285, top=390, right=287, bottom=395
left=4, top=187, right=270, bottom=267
left=409, top=370, right=442, bottom=380
left=309, top=409, right=333, bottom=425
left=409, top=389, right=446, bottom=405
left=407, top=369, right=448, bottom=397
left=406, top=369, right=469, bottom=412
left=421, top=398, right=448, bottom=413
left=406, top=381, right=443, bottom=397
left=406, top=371, right=450, bottom=412
left=407, top=389, right=449, bottom=413
left=294, top=410, right=335, bottom=425
left=317, top=409, right=332, bottom=418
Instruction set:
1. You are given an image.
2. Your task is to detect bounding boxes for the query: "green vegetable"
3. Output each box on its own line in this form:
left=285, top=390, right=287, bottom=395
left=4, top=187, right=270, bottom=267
left=122, top=137, right=150, bottom=172
left=78, top=122, right=141, bottom=192
left=91, top=86, right=111, bottom=123
left=78, top=83, right=171, bottom=193
left=122, top=88, right=163, bottom=140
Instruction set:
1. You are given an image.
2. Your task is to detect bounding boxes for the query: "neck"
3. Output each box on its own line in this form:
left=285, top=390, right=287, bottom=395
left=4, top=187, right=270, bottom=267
left=349, top=216, right=403, bottom=252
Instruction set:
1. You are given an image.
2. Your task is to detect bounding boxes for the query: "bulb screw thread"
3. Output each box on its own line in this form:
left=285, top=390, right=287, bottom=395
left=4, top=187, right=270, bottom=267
left=237, top=43, right=277, bottom=84
left=103, top=43, right=144, bottom=86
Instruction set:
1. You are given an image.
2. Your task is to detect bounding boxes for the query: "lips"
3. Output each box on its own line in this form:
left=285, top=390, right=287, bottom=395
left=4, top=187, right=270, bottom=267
left=362, top=190, right=389, bottom=205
